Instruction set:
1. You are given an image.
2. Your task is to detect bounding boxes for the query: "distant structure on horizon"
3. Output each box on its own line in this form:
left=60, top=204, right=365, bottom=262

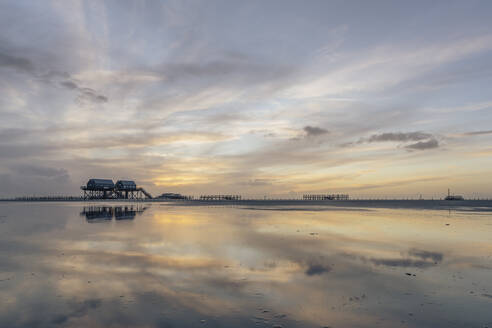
left=78, top=178, right=353, bottom=202
left=303, top=194, right=349, bottom=200
left=157, top=193, right=193, bottom=200
left=199, top=195, right=242, bottom=201
left=81, top=179, right=152, bottom=200
left=444, top=189, right=464, bottom=201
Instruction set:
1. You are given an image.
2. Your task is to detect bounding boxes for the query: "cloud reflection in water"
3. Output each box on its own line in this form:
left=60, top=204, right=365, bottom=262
left=0, top=203, right=491, bottom=327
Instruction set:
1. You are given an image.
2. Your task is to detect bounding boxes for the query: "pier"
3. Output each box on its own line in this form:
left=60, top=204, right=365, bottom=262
left=81, top=179, right=153, bottom=200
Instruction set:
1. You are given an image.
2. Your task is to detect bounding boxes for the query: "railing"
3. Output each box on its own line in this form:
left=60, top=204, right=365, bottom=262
left=199, top=195, right=242, bottom=201
left=303, top=194, right=349, bottom=200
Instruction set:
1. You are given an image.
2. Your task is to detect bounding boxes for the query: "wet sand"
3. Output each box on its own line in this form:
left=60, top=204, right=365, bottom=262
left=0, top=201, right=491, bottom=327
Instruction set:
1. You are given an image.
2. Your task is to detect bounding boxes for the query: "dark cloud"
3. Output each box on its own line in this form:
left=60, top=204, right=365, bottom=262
left=1, top=45, right=108, bottom=106
left=356, top=131, right=439, bottom=151
left=41, top=70, right=70, bottom=80
left=0, top=164, right=71, bottom=197
left=0, top=128, right=30, bottom=142
left=305, top=264, right=331, bottom=276
left=303, top=126, right=329, bottom=137
left=367, top=132, right=432, bottom=142
left=12, top=164, right=69, bottom=179
left=78, top=88, right=108, bottom=103
left=0, top=143, right=56, bottom=159
left=60, top=80, right=78, bottom=90
left=135, top=52, right=296, bottom=116
left=0, top=52, right=34, bottom=72
left=463, top=130, right=492, bottom=136
left=0, top=44, right=108, bottom=106
left=60, top=80, right=108, bottom=103
left=161, top=54, right=293, bottom=86
left=405, top=138, right=439, bottom=150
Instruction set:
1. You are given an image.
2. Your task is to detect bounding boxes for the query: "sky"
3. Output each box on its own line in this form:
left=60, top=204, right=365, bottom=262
left=0, top=0, right=492, bottom=198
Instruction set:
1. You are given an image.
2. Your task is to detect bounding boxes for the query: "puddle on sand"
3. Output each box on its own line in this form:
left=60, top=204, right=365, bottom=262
left=0, top=202, right=491, bottom=328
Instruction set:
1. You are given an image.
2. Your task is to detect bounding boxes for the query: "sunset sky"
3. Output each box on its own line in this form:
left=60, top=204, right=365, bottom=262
left=1, top=0, right=491, bottom=198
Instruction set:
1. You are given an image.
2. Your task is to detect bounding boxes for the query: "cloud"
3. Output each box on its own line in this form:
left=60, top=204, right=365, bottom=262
left=367, top=132, right=432, bottom=142
left=303, top=126, right=329, bottom=137
left=0, top=1, right=491, bottom=197
left=60, top=80, right=108, bottom=103
left=0, top=164, right=71, bottom=197
left=463, top=130, right=492, bottom=136
left=0, top=52, right=34, bottom=72
left=78, top=88, right=108, bottom=103
left=12, top=164, right=69, bottom=179
left=356, top=131, right=440, bottom=151
left=287, top=34, right=492, bottom=99
left=1, top=44, right=108, bottom=106
left=160, top=53, right=294, bottom=87
left=60, top=80, right=78, bottom=89
left=405, top=138, right=439, bottom=150
left=343, top=176, right=446, bottom=191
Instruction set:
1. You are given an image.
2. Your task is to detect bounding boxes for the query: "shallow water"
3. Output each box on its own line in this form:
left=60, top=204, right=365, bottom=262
left=0, top=202, right=491, bottom=328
